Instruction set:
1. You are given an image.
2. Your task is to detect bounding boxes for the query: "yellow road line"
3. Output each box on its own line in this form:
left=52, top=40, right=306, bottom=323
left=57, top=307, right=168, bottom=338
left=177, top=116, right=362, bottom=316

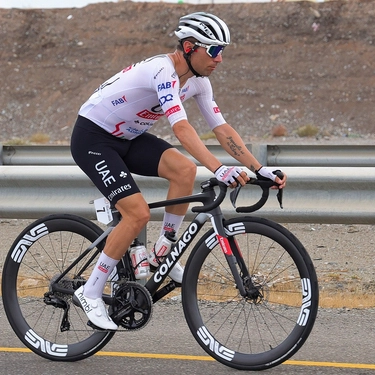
left=0, top=347, right=374, bottom=369
left=0, top=348, right=32, bottom=353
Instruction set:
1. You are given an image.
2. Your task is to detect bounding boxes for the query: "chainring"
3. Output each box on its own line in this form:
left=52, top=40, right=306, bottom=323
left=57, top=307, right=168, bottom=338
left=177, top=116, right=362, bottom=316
left=110, top=281, right=153, bottom=330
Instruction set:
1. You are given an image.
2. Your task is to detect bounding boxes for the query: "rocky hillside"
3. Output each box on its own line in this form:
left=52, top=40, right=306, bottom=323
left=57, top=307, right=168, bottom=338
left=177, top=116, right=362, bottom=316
left=1, top=0, right=375, bottom=143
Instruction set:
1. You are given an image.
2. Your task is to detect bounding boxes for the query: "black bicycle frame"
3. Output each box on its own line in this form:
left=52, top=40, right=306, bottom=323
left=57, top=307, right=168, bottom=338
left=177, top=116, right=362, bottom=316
left=51, top=179, right=248, bottom=301
left=144, top=189, right=248, bottom=299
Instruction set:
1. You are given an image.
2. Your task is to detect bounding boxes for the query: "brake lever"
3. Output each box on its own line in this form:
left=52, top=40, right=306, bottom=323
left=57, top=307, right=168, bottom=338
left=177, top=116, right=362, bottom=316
left=276, top=188, right=283, bottom=209
left=274, top=170, right=284, bottom=209
left=229, top=184, right=242, bottom=208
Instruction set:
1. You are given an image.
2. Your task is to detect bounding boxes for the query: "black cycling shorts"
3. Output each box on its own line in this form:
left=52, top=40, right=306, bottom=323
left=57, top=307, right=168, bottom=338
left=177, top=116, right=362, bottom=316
left=71, top=116, right=174, bottom=205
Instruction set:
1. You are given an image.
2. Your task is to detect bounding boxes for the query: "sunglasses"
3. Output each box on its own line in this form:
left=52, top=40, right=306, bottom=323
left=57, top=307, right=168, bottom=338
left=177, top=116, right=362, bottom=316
left=194, top=42, right=225, bottom=58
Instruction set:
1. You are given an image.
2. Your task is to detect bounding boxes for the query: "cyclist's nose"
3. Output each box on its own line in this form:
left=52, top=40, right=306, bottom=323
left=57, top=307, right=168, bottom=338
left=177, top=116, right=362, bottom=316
left=213, top=54, right=223, bottom=63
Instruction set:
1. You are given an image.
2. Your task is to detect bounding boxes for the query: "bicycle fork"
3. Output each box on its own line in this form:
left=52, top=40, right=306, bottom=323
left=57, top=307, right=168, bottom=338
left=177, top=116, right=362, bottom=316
left=217, top=235, right=248, bottom=297
left=211, top=214, right=256, bottom=299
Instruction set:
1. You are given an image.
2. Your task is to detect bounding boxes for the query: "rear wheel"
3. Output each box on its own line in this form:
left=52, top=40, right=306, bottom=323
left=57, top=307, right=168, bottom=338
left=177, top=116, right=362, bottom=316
left=2, top=214, right=116, bottom=361
left=182, top=216, right=319, bottom=370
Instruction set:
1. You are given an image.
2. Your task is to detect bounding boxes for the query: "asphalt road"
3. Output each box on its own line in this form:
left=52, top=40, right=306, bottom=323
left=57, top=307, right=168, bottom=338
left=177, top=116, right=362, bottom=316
left=1, top=220, right=375, bottom=374
left=0, top=297, right=374, bottom=375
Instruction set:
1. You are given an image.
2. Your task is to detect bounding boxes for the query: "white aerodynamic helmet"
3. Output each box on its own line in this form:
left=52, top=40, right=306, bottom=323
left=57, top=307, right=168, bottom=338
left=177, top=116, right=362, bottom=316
left=175, top=12, right=231, bottom=46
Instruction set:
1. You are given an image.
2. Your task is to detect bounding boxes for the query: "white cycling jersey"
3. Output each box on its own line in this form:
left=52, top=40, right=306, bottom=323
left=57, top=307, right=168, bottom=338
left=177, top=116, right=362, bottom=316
left=79, top=54, right=226, bottom=140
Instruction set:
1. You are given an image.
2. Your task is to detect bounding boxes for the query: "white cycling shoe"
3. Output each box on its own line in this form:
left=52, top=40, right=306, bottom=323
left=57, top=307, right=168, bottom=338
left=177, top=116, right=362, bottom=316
left=73, top=286, right=118, bottom=331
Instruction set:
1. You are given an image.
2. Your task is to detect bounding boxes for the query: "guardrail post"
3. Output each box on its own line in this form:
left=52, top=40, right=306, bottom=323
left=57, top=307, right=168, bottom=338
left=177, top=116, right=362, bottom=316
left=251, top=144, right=268, bottom=166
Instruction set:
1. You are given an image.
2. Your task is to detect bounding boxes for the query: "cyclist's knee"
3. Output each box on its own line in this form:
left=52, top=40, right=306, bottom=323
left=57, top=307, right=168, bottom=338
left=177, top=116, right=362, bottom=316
left=176, top=158, right=197, bottom=184
left=159, top=149, right=196, bottom=182
left=115, top=194, right=150, bottom=227
left=140, top=207, right=151, bottom=226
left=130, top=206, right=150, bottom=227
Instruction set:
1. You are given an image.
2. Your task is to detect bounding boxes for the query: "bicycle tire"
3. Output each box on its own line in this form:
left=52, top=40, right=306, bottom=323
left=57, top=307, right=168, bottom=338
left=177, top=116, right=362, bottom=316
left=182, top=216, right=319, bottom=371
left=1, top=214, right=116, bottom=361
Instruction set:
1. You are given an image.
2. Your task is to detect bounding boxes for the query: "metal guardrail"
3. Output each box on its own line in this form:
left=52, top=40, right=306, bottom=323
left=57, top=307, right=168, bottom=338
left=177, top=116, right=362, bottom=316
left=0, top=145, right=241, bottom=166
left=1, top=165, right=375, bottom=224
left=1, top=144, right=375, bottom=167
left=267, top=144, right=375, bottom=167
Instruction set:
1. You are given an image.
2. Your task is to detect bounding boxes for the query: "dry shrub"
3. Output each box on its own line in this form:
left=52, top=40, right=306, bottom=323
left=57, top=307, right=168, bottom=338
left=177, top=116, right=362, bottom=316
left=296, top=124, right=319, bottom=137
left=29, top=133, right=50, bottom=144
left=4, top=137, right=28, bottom=145
left=271, top=124, right=288, bottom=137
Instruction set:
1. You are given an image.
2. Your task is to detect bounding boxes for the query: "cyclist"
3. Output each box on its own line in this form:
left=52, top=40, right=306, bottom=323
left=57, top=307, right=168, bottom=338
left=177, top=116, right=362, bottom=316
left=71, top=11, right=287, bottom=330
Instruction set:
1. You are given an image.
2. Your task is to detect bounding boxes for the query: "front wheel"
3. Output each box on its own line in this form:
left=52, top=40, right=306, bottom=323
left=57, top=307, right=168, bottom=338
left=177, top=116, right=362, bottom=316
left=182, top=216, right=319, bottom=371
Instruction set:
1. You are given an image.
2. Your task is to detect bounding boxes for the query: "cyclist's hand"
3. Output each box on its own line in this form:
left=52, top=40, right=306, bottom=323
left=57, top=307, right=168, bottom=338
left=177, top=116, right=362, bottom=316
left=256, top=166, right=287, bottom=189
left=214, top=165, right=249, bottom=187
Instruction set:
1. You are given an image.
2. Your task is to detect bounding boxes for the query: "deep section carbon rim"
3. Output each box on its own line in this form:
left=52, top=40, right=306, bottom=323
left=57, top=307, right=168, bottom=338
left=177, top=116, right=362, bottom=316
left=2, top=214, right=116, bottom=361
left=182, top=216, right=319, bottom=371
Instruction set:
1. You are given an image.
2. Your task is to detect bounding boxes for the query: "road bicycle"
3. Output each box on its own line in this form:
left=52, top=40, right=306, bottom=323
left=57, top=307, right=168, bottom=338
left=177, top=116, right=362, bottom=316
left=2, top=176, right=319, bottom=371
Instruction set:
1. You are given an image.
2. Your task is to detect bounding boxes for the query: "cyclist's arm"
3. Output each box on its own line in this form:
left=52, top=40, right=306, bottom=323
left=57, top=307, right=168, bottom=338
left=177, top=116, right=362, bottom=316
left=212, top=123, right=287, bottom=188
left=212, top=123, right=261, bottom=172
left=172, top=119, right=222, bottom=173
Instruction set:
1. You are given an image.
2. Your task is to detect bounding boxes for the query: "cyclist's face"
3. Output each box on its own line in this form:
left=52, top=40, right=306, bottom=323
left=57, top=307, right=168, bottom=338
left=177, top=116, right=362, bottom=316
left=189, top=43, right=223, bottom=77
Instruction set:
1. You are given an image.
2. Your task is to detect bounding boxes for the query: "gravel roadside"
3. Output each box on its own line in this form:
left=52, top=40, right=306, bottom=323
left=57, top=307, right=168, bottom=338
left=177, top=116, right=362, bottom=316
left=1, top=218, right=374, bottom=309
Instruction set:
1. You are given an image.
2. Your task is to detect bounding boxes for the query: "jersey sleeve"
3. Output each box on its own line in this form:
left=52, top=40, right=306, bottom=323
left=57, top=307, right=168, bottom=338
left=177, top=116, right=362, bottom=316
left=151, top=62, right=188, bottom=127
left=191, top=78, right=226, bottom=130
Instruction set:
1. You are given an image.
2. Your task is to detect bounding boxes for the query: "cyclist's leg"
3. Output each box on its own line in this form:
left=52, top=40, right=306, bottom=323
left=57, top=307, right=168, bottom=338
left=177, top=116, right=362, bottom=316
left=158, top=148, right=197, bottom=215
left=125, top=133, right=196, bottom=282
left=71, top=117, right=151, bottom=254
left=71, top=117, right=150, bottom=328
left=107, top=193, right=150, bottom=259
left=125, top=132, right=197, bottom=217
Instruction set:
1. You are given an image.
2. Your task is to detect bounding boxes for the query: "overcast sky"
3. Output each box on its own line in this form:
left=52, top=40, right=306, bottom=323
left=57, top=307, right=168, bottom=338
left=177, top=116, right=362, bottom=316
left=0, top=0, right=298, bottom=9
left=0, top=0, right=119, bottom=8
left=1, top=0, right=260, bottom=9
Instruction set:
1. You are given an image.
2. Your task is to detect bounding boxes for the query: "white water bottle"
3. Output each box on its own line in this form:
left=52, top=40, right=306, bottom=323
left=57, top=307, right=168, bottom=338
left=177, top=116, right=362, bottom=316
left=129, top=240, right=150, bottom=280
left=148, top=230, right=177, bottom=267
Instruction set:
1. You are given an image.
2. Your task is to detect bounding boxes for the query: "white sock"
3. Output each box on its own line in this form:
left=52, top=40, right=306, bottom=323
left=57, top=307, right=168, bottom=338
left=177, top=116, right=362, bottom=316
left=160, top=212, right=184, bottom=236
left=83, top=252, right=118, bottom=299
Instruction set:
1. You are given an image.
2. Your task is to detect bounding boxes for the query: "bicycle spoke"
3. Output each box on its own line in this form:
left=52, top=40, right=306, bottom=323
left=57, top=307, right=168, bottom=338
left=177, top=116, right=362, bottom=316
left=183, top=217, right=318, bottom=370
left=2, top=215, right=115, bottom=361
